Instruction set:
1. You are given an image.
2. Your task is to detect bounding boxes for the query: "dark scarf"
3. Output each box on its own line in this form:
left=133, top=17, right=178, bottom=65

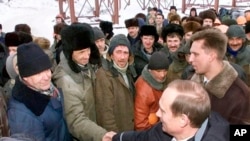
left=12, top=77, right=54, bottom=116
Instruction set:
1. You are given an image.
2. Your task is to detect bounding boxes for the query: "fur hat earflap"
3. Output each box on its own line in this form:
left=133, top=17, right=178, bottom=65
left=161, top=24, right=184, bottom=42
left=199, top=10, right=216, bottom=22
left=183, top=21, right=201, bottom=33
left=61, top=23, right=101, bottom=73
left=139, top=25, right=159, bottom=42
left=125, top=18, right=139, bottom=28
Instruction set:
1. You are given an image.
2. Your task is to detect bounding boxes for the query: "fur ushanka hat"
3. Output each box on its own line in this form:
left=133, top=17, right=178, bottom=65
left=139, top=25, right=159, bottom=42
left=60, top=23, right=101, bottom=73
left=182, top=21, right=201, bottom=34
left=125, top=18, right=139, bottom=28
left=199, top=10, right=216, bottom=22
left=161, top=23, right=184, bottom=42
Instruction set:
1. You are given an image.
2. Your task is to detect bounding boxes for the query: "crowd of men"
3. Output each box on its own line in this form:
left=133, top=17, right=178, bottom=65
left=0, top=5, right=249, bottom=141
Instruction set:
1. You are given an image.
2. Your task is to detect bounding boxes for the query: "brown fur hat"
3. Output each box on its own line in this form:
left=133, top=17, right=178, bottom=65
left=182, top=21, right=201, bottom=33
left=33, top=37, right=51, bottom=49
left=199, top=10, right=216, bottom=22
left=125, top=18, right=139, bottom=28
left=169, top=14, right=181, bottom=22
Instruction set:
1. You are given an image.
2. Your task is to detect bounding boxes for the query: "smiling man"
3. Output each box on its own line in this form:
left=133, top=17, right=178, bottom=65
left=53, top=23, right=107, bottom=141
left=8, top=42, right=71, bottom=141
left=225, top=25, right=250, bottom=86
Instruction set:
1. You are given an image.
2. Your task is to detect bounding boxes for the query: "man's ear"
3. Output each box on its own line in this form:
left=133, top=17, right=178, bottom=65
left=14, top=65, right=19, bottom=75
left=179, top=114, right=190, bottom=128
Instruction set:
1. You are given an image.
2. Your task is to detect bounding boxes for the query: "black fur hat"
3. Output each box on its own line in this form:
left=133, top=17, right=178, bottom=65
left=125, top=18, right=139, bottom=28
left=99, top=21, right=114, bottom=40
left=161, top=24, right=184, bottom=42
left=61, top=23, right=101, bottom=73
left=5, top=32, right=20, bottom=47
left=139, top=25, right=159, bottom=42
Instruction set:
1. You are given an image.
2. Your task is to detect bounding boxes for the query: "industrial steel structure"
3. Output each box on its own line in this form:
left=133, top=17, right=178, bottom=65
left=58, top=0, right=250, bottom=24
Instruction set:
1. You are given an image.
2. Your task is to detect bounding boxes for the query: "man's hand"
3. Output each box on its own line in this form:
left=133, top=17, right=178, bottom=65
left=102, top=131, right=117, bottom=141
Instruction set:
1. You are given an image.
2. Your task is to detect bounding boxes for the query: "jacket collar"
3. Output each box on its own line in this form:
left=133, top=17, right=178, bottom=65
left=191, top=61, right=237, bottom=98
left=12, top=77, right=51, bottom=116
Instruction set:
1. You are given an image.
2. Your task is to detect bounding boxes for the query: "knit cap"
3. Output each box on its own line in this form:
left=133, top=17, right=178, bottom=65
left=92, top=27, right=105, bottom=41
left=108, top=34, right=131, bottom=55
left=226, top=25, right=246, bottom=39
left=148, top=51, right=169, bottom=70
left=17, top=42, right=51, bottom=77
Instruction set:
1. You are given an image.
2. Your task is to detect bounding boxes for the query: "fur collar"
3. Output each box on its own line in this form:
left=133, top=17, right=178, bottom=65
left=191, top=61, right=237, bottom=98
left=12, top=77, right=51, bottom=116
left=141, top=65, right=166, bottom=90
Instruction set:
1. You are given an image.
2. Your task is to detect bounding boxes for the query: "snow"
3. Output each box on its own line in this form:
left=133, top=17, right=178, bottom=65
left=1, top=0, right=250, bottom=43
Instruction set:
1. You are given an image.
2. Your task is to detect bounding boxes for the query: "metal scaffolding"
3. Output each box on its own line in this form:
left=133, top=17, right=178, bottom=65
left=58, top=0, right=250, bottom=24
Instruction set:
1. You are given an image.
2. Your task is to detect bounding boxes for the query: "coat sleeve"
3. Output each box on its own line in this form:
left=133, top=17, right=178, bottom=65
left=55, top=75, right=107, bottom=141
left=95, top=68, right=119, bottom=131
left=134, top=77, right=154, bottom=130
left=112, top=123, right=171, bottom=141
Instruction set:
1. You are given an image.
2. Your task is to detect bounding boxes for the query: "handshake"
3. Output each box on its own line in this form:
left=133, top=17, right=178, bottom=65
left=102, top=131, right=117, bottom=141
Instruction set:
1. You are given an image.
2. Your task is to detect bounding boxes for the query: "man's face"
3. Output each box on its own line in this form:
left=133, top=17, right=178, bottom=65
left=23, top=69, right=52, bottom=91
left=141, top=35, right=155, bottom=49
left=149, top=69, right=167, bottom=82
left=203, top=19, right=213, bottom=27
left=156, top=87, right=181, bottom=135
left=95, top=38, right=106, bottom=53
left=72, top=48, right=91, bottom=66
left=155, top=15, right=164, bottom=25
left=111, top=45, right=130, bottom=68
left=184, top=31, right=193, bottom=41
left=166, top=35, right=181, bottom=53
left=189, top=40, right=212, bottom=75
left=127, top=26, right=139, bottom=38
left=8, top=46, right=17, bottom=55
left=228, top=37, right=244, bottom=51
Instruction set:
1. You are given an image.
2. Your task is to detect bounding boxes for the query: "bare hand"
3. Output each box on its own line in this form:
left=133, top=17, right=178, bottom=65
left=102, top=131, right=117, bottom=141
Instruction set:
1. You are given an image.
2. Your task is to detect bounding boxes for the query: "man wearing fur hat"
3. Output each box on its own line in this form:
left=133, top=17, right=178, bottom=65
left=8, top=42, right=71, bottom=140
left=160, top=24, right=190, bottom=82
left=199, top=9, right=217, bottom=27
left=134, top=51, right=170, bottom=130
left=95, top=34, right=136, bottom=132
left=160, top=24, right=184, bottom=62
left=182, top=21, right=201, bottom=43
left=189, top=28, right=250, bottom=124
left=225, top=24, right=250, bottom=87
left=124, top=18, right=140, bottom=46
left=53, top=23, right=107, bottom=141
left=132, top=25, right=163, bottom=79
